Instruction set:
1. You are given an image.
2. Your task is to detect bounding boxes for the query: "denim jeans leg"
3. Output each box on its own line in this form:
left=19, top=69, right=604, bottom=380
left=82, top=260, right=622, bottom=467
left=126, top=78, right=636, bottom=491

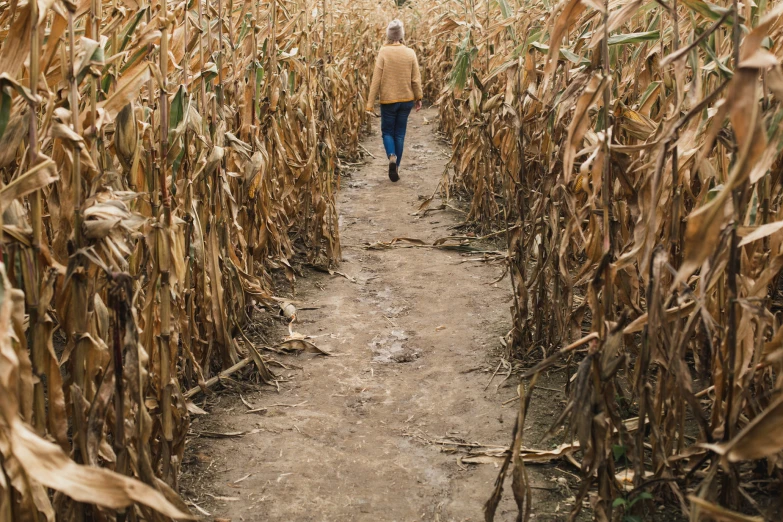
left=393, top=101, right=414, bottom=166
left=380, top=103, right=399, bottom=159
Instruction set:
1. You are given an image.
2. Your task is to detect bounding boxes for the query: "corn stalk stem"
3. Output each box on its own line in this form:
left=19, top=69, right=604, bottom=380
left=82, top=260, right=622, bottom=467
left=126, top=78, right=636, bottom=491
left=90, top=0, right=100, bottom=164
left=724, top=0, right=742, bottom=444
left=183, top=356, right=253, bottom=399
left=198, top=0, right=207, bottom=121
left=110, top=282, right=126, bottom=457
left=158, top=0, right=174, bottom=451
left=321, top=0, right=326, bottom=59
left=670, top=0, right=681, bottom=268
left=601, top=0, right=613, bottom=325
left=182, top=0, right=196, bottom=388
left=28, top=0, right=45, bottom=433
left=217, top=0, right=224, bottom=108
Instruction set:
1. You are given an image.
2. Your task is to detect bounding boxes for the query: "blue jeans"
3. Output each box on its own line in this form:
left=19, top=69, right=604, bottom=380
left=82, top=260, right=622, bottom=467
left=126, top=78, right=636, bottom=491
left=380, top=101, right=414, bottom=166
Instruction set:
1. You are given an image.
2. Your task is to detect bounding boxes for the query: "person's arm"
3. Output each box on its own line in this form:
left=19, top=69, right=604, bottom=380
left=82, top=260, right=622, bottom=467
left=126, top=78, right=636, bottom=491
left=411, top=52, right=423, bottom=111
left=366, top=52, right=384, bottom=112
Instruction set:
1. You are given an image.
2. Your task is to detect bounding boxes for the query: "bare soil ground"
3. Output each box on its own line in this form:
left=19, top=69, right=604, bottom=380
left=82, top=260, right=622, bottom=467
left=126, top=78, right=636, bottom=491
left=180, top=108, right=583, bottom=521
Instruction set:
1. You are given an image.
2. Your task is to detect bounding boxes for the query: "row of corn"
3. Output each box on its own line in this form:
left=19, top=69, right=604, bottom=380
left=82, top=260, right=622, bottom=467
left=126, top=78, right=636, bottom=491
left=415, top=0, right=783, bottom=519
left=0, top=0, right=399, bottom=519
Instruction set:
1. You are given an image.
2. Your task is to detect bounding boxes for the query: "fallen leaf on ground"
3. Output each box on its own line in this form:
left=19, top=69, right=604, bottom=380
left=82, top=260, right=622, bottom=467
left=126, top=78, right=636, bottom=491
left=461, top=442, right=579, bottom=464
left=688, top=496, right=764, bottom=521
left=197, top=431, right=247, bottom=438
left=279, top=338, right=332, bottom=356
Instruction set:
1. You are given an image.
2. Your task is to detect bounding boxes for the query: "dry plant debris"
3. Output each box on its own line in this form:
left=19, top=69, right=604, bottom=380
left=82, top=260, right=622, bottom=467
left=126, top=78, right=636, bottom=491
left=4, top=0, right=783, bottom=520
left=0, top=0, right=386, bottom=518
left=419, top=0, right=783, bottom=520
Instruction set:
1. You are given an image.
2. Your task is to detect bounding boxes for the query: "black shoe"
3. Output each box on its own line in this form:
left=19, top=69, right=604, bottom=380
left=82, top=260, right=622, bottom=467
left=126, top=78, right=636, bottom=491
left=388, top=155, right=399, bottom=182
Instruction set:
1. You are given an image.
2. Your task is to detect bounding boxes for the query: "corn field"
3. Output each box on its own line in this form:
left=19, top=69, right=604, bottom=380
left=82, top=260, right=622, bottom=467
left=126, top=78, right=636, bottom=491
left=0, top=0, right=386, bottom=517
left=4, top=0, right=783, bottom=519
left=421, top=0, right=783, bottom=520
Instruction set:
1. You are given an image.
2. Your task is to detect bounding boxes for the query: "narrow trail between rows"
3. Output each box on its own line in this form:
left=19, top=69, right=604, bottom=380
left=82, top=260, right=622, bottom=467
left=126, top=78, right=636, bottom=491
left=182, top=108, right=563, bottom=521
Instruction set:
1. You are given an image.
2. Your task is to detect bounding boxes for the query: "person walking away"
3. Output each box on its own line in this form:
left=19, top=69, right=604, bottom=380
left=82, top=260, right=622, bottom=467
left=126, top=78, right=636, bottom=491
left=365, top=19, right=423, bottom=182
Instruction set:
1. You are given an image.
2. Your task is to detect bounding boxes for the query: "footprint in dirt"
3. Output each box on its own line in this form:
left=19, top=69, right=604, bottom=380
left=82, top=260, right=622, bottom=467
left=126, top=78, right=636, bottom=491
left=369, top=329, right=420, bottom=363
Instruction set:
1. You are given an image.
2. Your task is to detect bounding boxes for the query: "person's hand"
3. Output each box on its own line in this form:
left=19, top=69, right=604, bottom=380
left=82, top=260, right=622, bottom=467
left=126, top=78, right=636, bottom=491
left=365, top=107, right=379, bottom=117
left=415, top=100, right=423, bottom=112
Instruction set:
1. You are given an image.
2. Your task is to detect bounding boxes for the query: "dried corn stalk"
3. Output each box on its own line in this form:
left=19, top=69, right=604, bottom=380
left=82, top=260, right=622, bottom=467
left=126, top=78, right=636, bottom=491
left=0, top=0, right=399, bottom=518
left=421, top=0, right=783, bottom=519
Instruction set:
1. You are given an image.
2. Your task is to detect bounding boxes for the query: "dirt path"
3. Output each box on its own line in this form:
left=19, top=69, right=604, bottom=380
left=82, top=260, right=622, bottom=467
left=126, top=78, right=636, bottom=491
left=182, top=108, right=568, bottom=521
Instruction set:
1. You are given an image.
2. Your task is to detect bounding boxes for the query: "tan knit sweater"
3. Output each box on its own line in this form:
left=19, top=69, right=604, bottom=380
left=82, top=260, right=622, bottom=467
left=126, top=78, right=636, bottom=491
left=366, top=44, right=423, bottom=108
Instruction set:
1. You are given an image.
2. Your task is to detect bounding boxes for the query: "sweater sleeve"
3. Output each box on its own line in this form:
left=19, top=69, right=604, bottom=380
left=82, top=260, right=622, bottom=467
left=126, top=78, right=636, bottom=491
left=366, top=52, right=384, bottom=110
left=411, top=52, right=423, bottom=101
